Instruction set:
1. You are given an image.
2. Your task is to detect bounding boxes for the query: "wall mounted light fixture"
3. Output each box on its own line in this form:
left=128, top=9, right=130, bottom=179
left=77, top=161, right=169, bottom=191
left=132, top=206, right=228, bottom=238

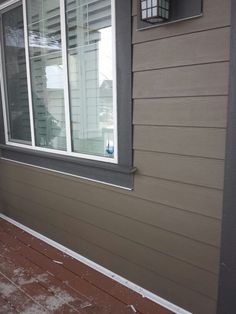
left=137, top=0, right=203, bottom=31
left=141, top=0, right=170, bottom=23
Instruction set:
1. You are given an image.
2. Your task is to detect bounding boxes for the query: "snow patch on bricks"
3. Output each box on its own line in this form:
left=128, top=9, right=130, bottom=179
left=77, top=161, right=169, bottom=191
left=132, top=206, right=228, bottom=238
left=12, top=267, right=49, bottom=286
left=35, top=287, right=76, bottom=311
left=21, top=304, right=47, bottom=314
left=0, top=281, right=17, bottom=297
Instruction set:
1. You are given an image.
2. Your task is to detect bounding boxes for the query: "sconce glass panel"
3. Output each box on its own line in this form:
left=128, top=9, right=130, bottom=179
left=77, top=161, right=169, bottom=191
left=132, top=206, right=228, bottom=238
left=141, top=0, right=170, bottom=23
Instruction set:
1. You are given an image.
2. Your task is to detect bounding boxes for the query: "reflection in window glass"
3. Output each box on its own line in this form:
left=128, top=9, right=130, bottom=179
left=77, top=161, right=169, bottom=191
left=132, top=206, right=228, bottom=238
left=2, top=6, right=31, bottom=143
left=27, top=0, right=66, bottom=150
left=66, top=0, right=115, bottom=158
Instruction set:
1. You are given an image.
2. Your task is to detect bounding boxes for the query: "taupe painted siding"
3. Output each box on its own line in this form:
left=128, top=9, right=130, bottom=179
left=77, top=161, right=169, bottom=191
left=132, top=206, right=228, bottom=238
left=132, top=0, right=231, bottom=43
left=0, top=0, right=231, bottom=313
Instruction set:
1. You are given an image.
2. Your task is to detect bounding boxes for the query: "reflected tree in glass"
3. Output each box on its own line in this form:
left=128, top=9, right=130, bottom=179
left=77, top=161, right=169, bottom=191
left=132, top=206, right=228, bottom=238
left=2, top=6, right=31, bottom=143
left=27, top=0, right=66, bottom=150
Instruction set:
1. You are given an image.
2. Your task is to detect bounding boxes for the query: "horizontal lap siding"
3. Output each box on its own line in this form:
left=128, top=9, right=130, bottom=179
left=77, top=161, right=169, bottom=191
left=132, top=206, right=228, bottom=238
left=133, top=28, right=230, bottom=71
left=2, top=190, right=218, bottom=296
left=134, top=151, right=225, bottom=189
left=134, top=126, right=226, bottom=158
left=133, top=96, right=228, bottom=127
left=0, top=0, right=231, bottom=313
left=132, top=0, right=231, bottom=43
left=0, top=176, right=220, bottom=272
left=131, top=0, right=230, bottom=312
left=133, top=63, right=229, bottom=98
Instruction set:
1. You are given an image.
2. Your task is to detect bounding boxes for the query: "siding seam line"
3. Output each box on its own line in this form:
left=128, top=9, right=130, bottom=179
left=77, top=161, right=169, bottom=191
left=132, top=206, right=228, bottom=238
left=0, top=184, right=221, bottom=248
left=132, top=22, right=231, bottom=44
left=134, top=174, right=223, bottom=191
left=132, top=25, right=230, bottom=45
left=132, top=94, right=229, bottom=100
left=133, top=60, right=230, bottom=73
left=0, top=165, right=223, bottom=221
left=0, top=186, right=221, bottom=249
left=133, top=124, right=227, bottom=130
left=133, top=148, right=225, bottom=162
left=1, top=191, right=220, bottom=275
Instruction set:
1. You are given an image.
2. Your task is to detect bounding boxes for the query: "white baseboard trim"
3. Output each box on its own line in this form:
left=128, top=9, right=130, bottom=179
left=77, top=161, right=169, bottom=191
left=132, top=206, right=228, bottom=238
left=0, top=213, right=192, bottom=314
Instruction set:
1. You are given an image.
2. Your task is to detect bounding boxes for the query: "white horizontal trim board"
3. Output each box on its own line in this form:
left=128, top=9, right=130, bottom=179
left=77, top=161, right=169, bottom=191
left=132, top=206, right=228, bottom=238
left=0, top=157, right=131, bottom=190
left=0, top=213, right=191, bottom=314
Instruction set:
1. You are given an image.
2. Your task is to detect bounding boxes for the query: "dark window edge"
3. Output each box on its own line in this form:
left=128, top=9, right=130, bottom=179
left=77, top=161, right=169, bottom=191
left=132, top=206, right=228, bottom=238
left=217, top=1, right=236, bottom=313
left=116, top=0, right=133, bottom=168
left=0, top=144, right=135, bottom=189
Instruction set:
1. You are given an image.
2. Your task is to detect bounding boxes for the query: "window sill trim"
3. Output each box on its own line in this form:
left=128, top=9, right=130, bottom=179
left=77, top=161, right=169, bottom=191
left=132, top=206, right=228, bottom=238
left=0, top=144, right=135, bottom=189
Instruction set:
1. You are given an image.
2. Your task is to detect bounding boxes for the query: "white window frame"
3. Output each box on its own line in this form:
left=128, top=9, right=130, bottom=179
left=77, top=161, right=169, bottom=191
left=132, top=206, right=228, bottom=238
left=0, top=0, right=118, bottom=164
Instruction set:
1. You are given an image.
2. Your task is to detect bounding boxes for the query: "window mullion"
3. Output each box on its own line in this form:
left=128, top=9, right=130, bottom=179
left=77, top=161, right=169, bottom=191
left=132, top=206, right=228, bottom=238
left=22, top=0, right=35, bottom=147
left=60, top=0, right=72, bottom=153
left=0, top=15, right=10, bottom=144
left=111, top=0, right=118, bottom=163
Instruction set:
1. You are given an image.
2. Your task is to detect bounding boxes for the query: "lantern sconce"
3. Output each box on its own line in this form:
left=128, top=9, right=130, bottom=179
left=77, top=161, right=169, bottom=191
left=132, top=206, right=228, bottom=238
left=141, top=0, right=170, bottom=24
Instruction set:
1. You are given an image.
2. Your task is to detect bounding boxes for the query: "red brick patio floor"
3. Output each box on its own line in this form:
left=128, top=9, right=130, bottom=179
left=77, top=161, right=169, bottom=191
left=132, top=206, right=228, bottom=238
left=0, top=218, right=174, bottom=314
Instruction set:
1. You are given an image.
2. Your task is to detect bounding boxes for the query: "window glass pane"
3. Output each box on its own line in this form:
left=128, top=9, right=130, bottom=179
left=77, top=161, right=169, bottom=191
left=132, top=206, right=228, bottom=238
left=66, top=0, right=115, bottom=159
left=27, top=0, right=66, bottom=151
left=2, top=6, right=31, bottom=143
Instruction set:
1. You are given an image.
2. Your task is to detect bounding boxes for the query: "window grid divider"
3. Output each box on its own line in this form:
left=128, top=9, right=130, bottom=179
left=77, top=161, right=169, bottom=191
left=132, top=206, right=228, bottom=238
left=22, top=0, right=35, bottom=147
left=111, top=0, right=118, bottom=163
left=60, top=0, right=72, bottom=153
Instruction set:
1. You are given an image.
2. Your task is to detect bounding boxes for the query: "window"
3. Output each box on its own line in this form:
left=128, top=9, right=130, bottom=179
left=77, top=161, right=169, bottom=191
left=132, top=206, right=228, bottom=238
left=0, top=0, right=133, bottom=188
